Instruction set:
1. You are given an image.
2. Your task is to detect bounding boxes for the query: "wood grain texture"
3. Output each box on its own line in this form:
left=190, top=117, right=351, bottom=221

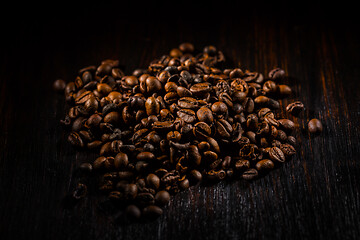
left=1, top=2, right=359, bottom=239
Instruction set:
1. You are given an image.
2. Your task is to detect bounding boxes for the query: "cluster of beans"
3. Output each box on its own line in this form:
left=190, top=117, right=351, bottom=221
left=57, top=43, right=310, bottom=221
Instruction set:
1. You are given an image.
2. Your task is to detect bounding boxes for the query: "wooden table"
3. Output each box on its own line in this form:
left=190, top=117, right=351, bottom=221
left=1, top=2, right=359, bottom=239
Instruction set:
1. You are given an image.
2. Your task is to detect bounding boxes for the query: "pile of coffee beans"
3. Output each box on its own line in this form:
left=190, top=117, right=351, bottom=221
left=56, top=43, right=322, bottom=221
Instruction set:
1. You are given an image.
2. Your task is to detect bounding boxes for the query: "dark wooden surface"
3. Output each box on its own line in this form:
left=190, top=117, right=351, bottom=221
left=1, top=2, right=360, bottom=239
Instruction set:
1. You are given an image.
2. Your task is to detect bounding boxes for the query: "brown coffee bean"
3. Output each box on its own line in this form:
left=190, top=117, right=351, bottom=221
left=155, top=190, right=170, bottom=206
left=179, top=42, right=194, bottom=53
left=126, top=205, right=141, bottom=220
left=145, top=96, right=160, bottom=116
left=196, top=106, right=214, bottom=123
left=277, top=84, right=292, bottom=96
left=53, top=79, right=66, bottom=93
left=308, top=118, right=323, bottom=134
left=178, top=97, right=199, bottom=109
left=255, top=159, right=274, bottom=171
left=211, top=101, right=228, bottom=116
left=193, top=122, right=211, bottom=140
left=278, top=119, right=295, bottom=132
left=146, top=174, right=160, bottom=190
left=114, top=152, right=128, bottom=169
left=269, top=147, right=286, bottom=163
left=177, top=109, right=196, bottom=123
left=286, top=101, right=305, bottom=116
left=143, top=205, right=163, bottom=219
left=242, top=168, right=258, bottom=180
left=137, top=152, right=156, bottom=162
left=268, top=68, right=286, bottom=79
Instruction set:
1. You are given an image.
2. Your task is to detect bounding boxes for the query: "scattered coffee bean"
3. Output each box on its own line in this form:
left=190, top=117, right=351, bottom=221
left=308, top=118, right=323, bottom=134
left=58, top=43, right=319, bottom=222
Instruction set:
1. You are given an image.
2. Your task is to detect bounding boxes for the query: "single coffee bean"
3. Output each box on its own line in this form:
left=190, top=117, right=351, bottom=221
left=143, top=205, right=163, bottom=219
left=146, top=174, right=160, bottom=190
left=278, top=119, right=295, bottom=132
left=114, top=152, right=129, bottom=169
left=193, top=122, right=211, bottom=140
left=280, top=143, right=296, bottom=157
left=177, top=109, right=196, bottom=123
left=242, top=168, right=258, bottom=180
left=155, top=190, right=171, bottom=206
left=286, top=101, right=305, bottom=116
left=137, top=152, right=156, bottom=162
left=269, top=147, right=286, bottom=163
left=53, top=79, right=66, bottom=93
left=126, top=205, right=141, bottom=220
left=178, top=97, right=199, bottom=109
left=277, top=84, right=292, bottom=96
left=268, top=68, right=286, bottom=79
left=179, top=42, right=194, bottom=53
left=308, top=118, right=323, bottom=134
left=255, top=159, right=274, bottom=171
left=196, top=106, right=214, bottom=123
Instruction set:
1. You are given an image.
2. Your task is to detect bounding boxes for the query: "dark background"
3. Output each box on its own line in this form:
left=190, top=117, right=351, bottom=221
left=1, top=1, right=360, bottom=239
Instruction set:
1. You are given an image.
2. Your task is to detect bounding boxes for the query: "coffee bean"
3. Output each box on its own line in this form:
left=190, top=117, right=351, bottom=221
left=193, top=122, right=211, bottom=140
left=269, top=147, right=286, bottom=163
left=196, top=106, right=214, bottom=123
left=126, top=205, right=141, bottom=220
left=308, top=118, right=323, bottom=134
left=268, top=68, right=286, bottom=79
left=178, top=97, right=199, bottom=109
left=146, top=173, right=160, bottom=190
left=286, top=101, right=305, bottom=116
left=155, top=190, right=170, bottom=206
left=177, top=109, right=196, bottom=123
left=179, top=42, right=194, bottom=53
left=255, top=159, right=274, bottom=171
left=53, top=79, right=66, bottom=93
left=242, top=168, right=258, bottom=180
left=143, top=205, right=163, bottom=220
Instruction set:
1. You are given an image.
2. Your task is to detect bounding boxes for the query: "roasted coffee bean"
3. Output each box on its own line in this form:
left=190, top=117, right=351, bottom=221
left=126, top=205, right=141, bottom=220
left=179, top=42, right=194, bottom=53
left=278, top=119, right=295, bottom=132
left=193, top=122, right=211, bottom=140
left=286, top=101, right=305, bottom=116
left=196, top=106, right=214, bottom=123
left=79, top=163, right=93, bottom=173
left=143, top=205, right=163, bottom=219
left=269, top=147, right=286, bottom=163
left=155, top=190, right=171, bottom=206
left=235, top=159, right=250, bottom=171
left=68, top=132, right=84, bottom=148
left=280, top=143, right=296, bottom=157
left=136, top=192, right=155, bottom=207
left=177, top=109, right=196, bottom=123
left=211, top=101, right=228, bottom=116
left=190, top=82, right=212, bottom=96
left=255, top=159, right=274, bottom=171
left=308, top=118, right=323, bottom=134
left=137, top=152, right=156, bottom=162
left=215, top=119, right=233, bottom=138
left=114, top=152, right=128, bottom=169
left=268, top=68, right=286, bottom=79
left=277, top=84, right=292, bottom=96
left=241, top=168, right=258, bottom=180
left=146, top=174, right=160, bottom=190
left=53, top=79, right=66, bottom=93
left=93, top=156, right=112, bottom=170
left=178, top=97, right=199, bottom=109
left=145, top=96, right=160, bottom=116
left=177, top=86, right=192, bottom=97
